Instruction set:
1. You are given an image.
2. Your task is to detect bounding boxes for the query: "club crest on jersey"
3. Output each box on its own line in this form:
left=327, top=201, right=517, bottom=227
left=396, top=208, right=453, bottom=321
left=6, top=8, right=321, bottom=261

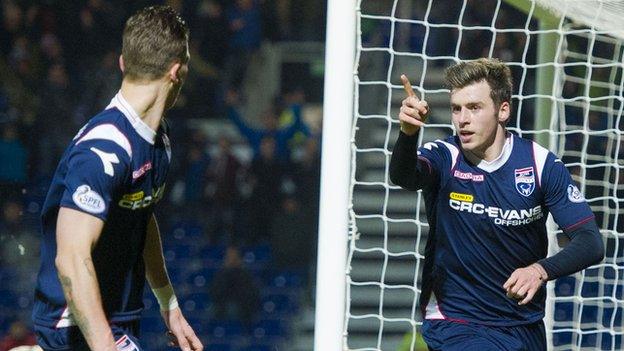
left=72, top=185, right=105, bottom=214
left=514, top=167, right=535, bottom=197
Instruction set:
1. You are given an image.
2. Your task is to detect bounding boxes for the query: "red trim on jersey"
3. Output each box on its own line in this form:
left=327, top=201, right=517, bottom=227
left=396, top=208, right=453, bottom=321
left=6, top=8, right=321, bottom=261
left=116, top=335, right=128, bottom=345
left=531, top=145, right=541, bottom=189
left=564, top=215, right=595, bottom=232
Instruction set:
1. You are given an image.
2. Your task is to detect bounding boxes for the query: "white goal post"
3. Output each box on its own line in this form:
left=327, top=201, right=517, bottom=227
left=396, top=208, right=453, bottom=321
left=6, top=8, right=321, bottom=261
left=315, top=0, right=624, bottom=350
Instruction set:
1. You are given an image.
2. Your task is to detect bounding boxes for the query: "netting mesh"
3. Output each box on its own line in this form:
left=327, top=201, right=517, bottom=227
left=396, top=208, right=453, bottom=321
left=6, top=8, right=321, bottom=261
left=346, top=0, right=624, bottom=350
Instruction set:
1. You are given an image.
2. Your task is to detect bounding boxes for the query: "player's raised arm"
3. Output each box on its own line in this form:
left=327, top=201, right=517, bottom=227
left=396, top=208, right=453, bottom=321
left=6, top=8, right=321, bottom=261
left=390, top=75, right=434, bottom=191
left=144, top=214, right=203, bottom=351
left=55, top=208, right=117, bottom=351
left=398, top=74, right=429, bottom=136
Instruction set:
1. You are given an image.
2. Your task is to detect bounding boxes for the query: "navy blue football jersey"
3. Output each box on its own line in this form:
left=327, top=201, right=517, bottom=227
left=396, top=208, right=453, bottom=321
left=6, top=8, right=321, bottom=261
left=33, top=93, right=171, bottom=328
left=417, top=133, right=594, bottom=326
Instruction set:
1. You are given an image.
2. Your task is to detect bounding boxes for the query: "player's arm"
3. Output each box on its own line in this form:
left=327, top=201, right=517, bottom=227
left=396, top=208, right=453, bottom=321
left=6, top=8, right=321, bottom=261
left=504, top=221, right=603, bottom=305
left=144, top=214, right=203, bottom=351
left=538, top=220, right=604, bottom=278
left=390, top=75, right=432, bottom=190
left=504, top=157, right=604, bottom=305
left=55, top=207, right=117, bottom=351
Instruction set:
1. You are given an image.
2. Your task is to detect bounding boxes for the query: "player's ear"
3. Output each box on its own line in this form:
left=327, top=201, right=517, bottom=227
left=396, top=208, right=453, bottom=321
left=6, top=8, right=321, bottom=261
left=119, top=55, right=125, bottom=73
left=168, top=63, right=181, bottom=83
left=497, top=101, right=510, bottom=123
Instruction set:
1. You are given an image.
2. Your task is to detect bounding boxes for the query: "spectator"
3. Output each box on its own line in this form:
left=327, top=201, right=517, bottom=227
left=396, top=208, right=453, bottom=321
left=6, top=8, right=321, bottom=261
left=1, top=1, right=24, bottom=56
left=292, top=137, right=321, bottom=229
left=182, top=131, right=211, bottom=214
left=75, top=49, right=121, bottom=123
left=226, top=90, right=309, bottom=162
left=223, top=0, right=262, bottom=90
left=0, top=320, right=37, bottom=351
left=244, top=136, right=287, bottom=244
left=269, top=195, right=314, bottom=272
left=0, top=199, right=37, bottom=266
left=209, top=246, right=260, bottom=329
left=0, top=123, right=27, bottom=201
left=36, top=62, right=76, bottom=175
left=207, top=135, right=243, bottom=243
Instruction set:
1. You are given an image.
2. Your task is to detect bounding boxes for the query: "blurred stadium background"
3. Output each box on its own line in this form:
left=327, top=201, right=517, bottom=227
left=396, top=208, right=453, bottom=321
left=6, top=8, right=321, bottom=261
left=0, top=0, right=623, bottom=350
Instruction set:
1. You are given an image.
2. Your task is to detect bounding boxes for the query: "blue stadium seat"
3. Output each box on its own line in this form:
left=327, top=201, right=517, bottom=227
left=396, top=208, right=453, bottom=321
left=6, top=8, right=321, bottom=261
left=199, top=245, right=226, bottom=267
left=261, top=293, right=298, bottom=316
left=241, top=244, right=272, bottom=267
left=140, top=316, right=165, bottom=333
left=268, top=270, right=304, bottom=289
left=180, top=292, right=210, bottom=313
left=206, top=344, right=232, bottom=351
left=554, top=302, right=575, bottom=321
left=204, top=320, right=244, bottom=339
left=252, top=319, right=287, bottom=338
left=240, top=345, right=273, bottom=351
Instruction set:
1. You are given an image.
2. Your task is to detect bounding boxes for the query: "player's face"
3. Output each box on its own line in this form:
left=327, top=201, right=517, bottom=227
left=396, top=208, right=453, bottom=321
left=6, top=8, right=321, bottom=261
left=450, top=80, right=506, bottom=157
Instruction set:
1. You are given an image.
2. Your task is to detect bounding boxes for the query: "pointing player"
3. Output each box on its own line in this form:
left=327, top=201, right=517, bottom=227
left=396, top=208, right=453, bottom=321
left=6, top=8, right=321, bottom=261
left=32, top=6, right=202, bottom=351
left=390, top=58, right=604, bottom=350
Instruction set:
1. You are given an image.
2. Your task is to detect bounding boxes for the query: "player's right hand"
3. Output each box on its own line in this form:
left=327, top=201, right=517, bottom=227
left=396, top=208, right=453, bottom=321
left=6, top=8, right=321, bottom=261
left=162, top=307, right=203, bottom=351
left=399, top=74, right=429, bottom=136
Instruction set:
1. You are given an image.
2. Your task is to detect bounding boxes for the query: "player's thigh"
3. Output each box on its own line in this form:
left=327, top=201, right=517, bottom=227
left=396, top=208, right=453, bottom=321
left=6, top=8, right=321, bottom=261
left=422, top=319, right=522, bottom=351
left=34, top=324, right=89, bottom=351
left=34, top=321, right=143, bottom=351
left=506, top=321, right=547, bottom=351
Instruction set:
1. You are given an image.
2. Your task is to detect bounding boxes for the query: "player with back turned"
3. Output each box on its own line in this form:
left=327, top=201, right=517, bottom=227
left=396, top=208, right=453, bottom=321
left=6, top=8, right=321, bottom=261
left=32, top=6, right=202, bottom=351
left=390, top=58, right=604, bottom=350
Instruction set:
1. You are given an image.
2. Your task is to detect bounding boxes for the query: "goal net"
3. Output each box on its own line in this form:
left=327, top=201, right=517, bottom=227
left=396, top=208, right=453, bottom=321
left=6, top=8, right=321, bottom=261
left=345, top=0, right=624, bottom=350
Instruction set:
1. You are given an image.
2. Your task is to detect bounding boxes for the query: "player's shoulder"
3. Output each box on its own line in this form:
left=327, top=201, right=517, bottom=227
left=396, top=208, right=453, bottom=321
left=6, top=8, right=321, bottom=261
left=417, top=136, right=460, bottom=171
left=420, top=136, right=459, bottom=151
left=512, top=134, right=562, bottom=179
left=72, top=109, right=134, bottom=160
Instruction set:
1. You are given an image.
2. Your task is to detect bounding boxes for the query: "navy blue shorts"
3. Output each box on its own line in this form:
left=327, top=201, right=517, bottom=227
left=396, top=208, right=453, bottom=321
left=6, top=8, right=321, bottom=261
left=34, top=320, right=143, bottom=351
left=422, top=319, right=546, bottom=351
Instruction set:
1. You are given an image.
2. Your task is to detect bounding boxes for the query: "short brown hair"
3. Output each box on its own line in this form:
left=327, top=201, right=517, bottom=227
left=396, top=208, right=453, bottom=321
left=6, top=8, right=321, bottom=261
left=122, top=5, right=189, bottom=81
left=444, top=58, right=513, bottom=109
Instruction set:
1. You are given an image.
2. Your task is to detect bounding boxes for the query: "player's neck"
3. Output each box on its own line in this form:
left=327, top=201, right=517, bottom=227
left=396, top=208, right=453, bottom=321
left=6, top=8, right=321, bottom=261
left=463, top=127, right=508, bottom=163
left=119, top=80, right=169, bottom=132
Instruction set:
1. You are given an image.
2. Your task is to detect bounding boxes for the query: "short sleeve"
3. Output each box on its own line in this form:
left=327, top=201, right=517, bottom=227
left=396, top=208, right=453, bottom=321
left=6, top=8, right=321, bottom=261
left=542, top=155, right=595, bottom=231
left=60, top=139, right=130, bottom=221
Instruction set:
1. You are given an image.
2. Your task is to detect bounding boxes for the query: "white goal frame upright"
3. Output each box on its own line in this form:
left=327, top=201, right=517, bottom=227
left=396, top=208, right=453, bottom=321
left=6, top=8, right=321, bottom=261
left=315, top=0, right=624, bottom=350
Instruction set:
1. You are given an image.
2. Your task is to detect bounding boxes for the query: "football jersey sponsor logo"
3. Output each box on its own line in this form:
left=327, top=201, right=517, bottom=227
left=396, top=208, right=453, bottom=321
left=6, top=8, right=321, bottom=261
left=72, top=185, right=106, bottom=214
left=453, top=170, right=484, bottom=182
left=514, top=167, right=535, bottom=197
left=118, top=185, right=165, bottom=210
left=449, top=199, right=543, bottom=226
left=132, top=162, right=152, bottom=180
left=567, top=184, right=585, bottom=203
left=450, top=192, right=474, bottom=202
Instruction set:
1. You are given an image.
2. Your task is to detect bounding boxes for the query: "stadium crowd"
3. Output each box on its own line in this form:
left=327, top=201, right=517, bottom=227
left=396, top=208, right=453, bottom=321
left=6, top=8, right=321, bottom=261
left=0, top=0, right=620, bottom=350
left=0, top=0, right=323, bottom=349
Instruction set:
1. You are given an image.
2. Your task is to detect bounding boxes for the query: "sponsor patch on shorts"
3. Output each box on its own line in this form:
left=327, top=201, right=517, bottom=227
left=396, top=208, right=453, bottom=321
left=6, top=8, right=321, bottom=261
left=116, top=335, right=139, bottom=351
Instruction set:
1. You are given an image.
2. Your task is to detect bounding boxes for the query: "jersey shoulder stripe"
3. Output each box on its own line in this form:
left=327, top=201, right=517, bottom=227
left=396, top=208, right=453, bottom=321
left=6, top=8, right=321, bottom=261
left=437, top=139, right=459, bottom=170
left=531, top=140, right=549, bottom=188
left=76, top=123, right=133, bottom=159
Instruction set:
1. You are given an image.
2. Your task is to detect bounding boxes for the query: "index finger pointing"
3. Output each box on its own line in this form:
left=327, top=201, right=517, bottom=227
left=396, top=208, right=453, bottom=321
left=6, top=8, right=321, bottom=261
left=400, top=74, right=418, bottom=100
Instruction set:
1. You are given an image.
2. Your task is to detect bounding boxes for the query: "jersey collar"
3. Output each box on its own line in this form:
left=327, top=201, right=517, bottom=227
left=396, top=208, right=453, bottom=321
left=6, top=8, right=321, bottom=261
left=106, top=92, right=157, bottom=145
left=473, top=133, right=514, bottom=173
